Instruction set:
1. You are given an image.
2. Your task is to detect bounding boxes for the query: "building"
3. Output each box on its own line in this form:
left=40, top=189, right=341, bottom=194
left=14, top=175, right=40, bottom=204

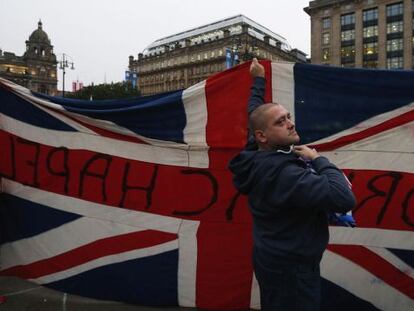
left=304, top=0, right=414, bottom=69
left=129, top=15, right=307, bottom=96
left=0, top=20, right=57, bottom=95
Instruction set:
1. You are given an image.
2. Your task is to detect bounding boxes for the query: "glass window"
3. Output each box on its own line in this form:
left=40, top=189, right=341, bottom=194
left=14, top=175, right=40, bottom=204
left=363, top=42, right=378, bottom=55
left=387, top=56, right=403, bottom=68
left=387, top=21, right=403, bottom=33
left=342, top=62, right=355, bottom=68
left=341, top=13, right=355, bottom=26
left=363, top=8, right=378, bottom=21
left=363, top=60, right=378, bottom=68
left=341, top=46, right=355, bottom=58
left=341, top=29, right=355, bottom=41
left=363, top=25, right=378, bottom=37
left=387, top=38, right=403, bottom=51
left=322, top=32, right=330, bottom=45
left=322, top=17, right=331, bottom=29
left=386, top=2, right=403, bottom=17
left=322, top=48, right=330, bottom=61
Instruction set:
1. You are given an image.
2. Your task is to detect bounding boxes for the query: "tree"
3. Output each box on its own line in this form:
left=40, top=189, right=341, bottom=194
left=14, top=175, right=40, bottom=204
left=67, top=81, right=140, bottom=100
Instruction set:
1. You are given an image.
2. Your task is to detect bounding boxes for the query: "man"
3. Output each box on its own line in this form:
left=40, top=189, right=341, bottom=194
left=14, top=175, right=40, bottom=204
left=229, top=59, right=356, bottom=310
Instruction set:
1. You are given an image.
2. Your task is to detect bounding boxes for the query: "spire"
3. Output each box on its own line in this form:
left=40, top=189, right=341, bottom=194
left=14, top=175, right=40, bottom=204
left=38, top=19, right=42, bottom=30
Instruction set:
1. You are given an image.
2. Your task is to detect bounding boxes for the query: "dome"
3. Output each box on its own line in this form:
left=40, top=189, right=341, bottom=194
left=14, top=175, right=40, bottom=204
left=28, top=20, right=51, bottom=44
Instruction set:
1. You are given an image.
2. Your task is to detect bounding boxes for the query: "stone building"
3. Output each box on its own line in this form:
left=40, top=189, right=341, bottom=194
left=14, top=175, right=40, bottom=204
left=129, top=15, right=307, bottom=96
left=304, top=0, right=414, bottom=69
left=0, top=20, right=57, bottom=95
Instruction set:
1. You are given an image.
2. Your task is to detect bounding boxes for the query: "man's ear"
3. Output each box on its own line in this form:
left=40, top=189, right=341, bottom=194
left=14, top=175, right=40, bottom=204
left=254, top=130, right=267, bottom=144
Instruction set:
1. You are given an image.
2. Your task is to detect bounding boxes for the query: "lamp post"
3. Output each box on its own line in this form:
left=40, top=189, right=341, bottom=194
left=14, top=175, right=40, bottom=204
left=58, top=53, right=75, bottom=97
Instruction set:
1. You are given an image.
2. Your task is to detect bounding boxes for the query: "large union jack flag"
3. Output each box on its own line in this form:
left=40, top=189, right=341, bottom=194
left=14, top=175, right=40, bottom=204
left=0, top=61, right=413, bottom=310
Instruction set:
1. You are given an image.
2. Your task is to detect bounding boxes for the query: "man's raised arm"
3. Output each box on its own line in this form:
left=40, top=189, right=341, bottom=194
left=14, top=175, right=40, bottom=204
left=248, top=58, right=266, bottom=114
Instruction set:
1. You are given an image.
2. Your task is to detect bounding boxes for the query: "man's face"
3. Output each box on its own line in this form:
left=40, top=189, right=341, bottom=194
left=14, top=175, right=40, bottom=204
left=258, top=105, right=300, bottom=148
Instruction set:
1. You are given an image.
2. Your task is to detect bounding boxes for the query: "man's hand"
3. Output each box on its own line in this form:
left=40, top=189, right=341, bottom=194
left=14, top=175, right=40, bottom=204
left=293, top=145, right=320, bottom=161
left=250, top=58, right=265, bottom=78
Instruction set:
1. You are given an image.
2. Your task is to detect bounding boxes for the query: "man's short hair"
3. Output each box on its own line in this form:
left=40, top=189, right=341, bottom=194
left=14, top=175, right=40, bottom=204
left=249, top=103, right=279, bottom=132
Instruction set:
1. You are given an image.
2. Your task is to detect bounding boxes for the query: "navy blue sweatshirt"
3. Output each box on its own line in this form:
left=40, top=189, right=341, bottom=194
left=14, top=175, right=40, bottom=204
left=229, top=149, right=356, bottom=266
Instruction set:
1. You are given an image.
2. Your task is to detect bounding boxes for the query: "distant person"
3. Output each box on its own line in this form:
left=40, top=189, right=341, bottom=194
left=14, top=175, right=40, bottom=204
left=229, top=58, right=356, bottom=311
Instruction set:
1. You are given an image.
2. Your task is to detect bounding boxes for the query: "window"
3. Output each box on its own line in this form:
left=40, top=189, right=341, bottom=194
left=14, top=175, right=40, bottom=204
left=363, top=8, right=378, bottom=21
left=341, top=13, right=355, bottom=26
left=341, top=46, right=355, bottom=58
left=363, top=25, right=378, bottom=37
left=387, top=21, right=403, bottom=33
left=322, top=32, right=330, bottom=45
left=386, top=2, right=403, bottom=17
left=387, top=38, right=403, bottom=51
left=363, top=60, right=378, bottom=68
left=322, top=48, right=330, bottom=61
left=363, top=42, right=378, bottom=55
left=342, top=62, right=355, bottom=68
left=341, top=29, right=355, bottom=41
left=322, top=17, right=331, bottom=29
left=387, top=56, right=403, bottom=68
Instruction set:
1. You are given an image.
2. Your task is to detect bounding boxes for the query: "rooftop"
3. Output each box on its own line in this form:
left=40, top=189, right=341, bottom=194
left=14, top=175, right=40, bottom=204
left=143, top=14, right=292, bottom=55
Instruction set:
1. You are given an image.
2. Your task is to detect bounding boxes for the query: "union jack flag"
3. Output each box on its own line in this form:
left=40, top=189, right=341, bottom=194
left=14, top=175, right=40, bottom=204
left=0, top=61, right=413, bottom=310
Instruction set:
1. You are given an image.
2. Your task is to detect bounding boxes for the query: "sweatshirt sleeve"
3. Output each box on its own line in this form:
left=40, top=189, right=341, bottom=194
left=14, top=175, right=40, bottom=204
left=247, top=77, right=266, bottom=115
left=269, top=157, right=356, bottom=213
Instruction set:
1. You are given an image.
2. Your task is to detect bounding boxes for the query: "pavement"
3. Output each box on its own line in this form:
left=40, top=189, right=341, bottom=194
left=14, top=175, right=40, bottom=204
left=0, top=276, right=193, bottom=311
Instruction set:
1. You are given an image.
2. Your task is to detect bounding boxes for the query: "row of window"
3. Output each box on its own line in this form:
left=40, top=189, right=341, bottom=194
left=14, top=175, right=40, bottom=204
left=138, top=49, right=226, bottom=72
left=141, top=78, right=208, bottom=95
left=138, top=47, right=283, bottom=73
left=326, top=39, right=404, bottom=58
left=322, top=2, right=405, bottom=30
left=140, top=63, right=225, bottom=83
left=335, top=20, right=404, bottom=43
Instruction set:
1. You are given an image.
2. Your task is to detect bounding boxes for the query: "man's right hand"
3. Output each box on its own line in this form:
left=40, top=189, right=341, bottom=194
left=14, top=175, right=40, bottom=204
left=250, top=58, right=265, bottom=78
left=293, top=145, right=320, bottom=161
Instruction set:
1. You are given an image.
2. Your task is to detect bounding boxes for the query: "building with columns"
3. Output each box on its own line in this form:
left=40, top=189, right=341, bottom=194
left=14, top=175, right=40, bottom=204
left=305, top=0, right=414, bottom=69
left=129, top=15, right=307, bottom=96
left=0, top=21, right=58, bottom=95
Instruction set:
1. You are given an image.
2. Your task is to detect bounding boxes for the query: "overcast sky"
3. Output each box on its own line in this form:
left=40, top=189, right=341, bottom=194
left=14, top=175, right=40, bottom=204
left=0, top=0, right=311, bottom=90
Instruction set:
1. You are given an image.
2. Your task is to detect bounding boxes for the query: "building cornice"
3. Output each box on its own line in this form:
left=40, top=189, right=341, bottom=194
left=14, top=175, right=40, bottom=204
left=304, top=0, right=354, bottom=15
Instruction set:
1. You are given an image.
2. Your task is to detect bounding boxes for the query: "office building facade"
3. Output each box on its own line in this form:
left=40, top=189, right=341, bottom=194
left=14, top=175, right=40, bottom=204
left=305, top=0, right=414, bottom=69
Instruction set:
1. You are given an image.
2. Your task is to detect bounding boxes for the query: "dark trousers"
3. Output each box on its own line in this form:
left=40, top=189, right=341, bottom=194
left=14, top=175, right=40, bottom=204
left=254, top=257, right=321, bottom=311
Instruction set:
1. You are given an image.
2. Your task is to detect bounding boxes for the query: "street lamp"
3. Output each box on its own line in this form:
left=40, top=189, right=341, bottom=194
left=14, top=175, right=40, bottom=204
left=58, top=53, right=75, bottom=97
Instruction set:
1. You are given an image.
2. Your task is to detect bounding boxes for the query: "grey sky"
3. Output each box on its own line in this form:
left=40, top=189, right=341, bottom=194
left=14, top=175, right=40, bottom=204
left=0, top=0, right=311, bottom=90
